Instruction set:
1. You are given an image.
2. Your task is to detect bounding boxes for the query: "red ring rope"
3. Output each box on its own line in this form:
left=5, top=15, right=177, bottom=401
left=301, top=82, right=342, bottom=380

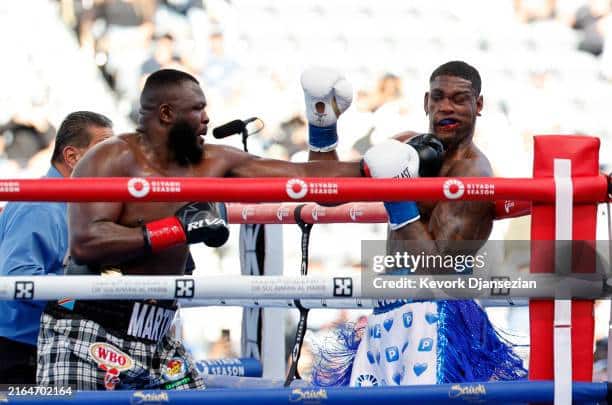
left=226, top=200, right=533, bottom=224
left=0, top=176, right=608, bottom=203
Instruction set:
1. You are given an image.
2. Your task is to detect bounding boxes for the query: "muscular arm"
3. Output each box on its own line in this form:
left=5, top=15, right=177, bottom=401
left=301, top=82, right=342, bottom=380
left=223, top=146, right=361, bottom=178
left=69, top=140, right=146, bottom=265
left=308, top=150, right=339, bottom=161
left=387, top=158, right=495, bottom=266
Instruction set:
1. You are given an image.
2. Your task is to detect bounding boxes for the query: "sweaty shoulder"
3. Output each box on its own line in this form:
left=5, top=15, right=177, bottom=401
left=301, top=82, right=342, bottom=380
left=204, top=143, right=253, bottom=167
left=73, top=133, right=137, bottom=177
left=445, top=145, right=493, bottom=178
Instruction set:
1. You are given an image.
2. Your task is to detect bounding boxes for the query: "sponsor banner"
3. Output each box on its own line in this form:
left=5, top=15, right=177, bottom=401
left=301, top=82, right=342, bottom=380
left=89, top=277, right=173, bottom=299
left=195, top=358, right=262, bottom=377
left=250, top=277, right=329, bottom=298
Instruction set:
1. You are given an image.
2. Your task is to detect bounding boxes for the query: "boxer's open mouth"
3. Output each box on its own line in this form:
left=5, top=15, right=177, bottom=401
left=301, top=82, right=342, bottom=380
left=436, top=118, right=460, bottom=131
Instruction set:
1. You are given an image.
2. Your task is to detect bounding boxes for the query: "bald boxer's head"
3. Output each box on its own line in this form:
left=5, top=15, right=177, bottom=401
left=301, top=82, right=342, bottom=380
left=424, top=61, right=483, bottom=148
left=139, top=69, right=209, bottom=166
left=51, top=111, right=113, bottom=176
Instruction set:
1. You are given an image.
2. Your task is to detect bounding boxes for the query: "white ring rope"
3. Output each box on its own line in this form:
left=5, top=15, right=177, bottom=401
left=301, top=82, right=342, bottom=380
left=179, top=298, right=528, bottom=309
left=2, top=274, right=607, bottom=301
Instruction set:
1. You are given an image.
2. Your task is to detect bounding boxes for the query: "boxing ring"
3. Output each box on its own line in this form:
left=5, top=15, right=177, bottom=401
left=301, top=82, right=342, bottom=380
left=0, top=135, right=611, bottom=404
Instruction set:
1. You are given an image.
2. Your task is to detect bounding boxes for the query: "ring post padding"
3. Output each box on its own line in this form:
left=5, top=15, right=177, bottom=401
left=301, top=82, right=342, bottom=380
left=529, top=135, right=598, bottom=384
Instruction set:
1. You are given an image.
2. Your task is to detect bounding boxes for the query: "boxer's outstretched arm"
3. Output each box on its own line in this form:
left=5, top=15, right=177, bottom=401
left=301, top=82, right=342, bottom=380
left=69, top=139, right=146, bottom=265
left=308, top=150, right=339, bottom=161
left=222, top=145, right=361, bottom=178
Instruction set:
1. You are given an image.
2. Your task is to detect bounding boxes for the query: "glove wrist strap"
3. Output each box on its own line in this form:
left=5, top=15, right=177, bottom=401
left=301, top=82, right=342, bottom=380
left=384, top=201, right=420, bottom=230
left=143, top=217, right=186, bottom=253
left=308, top=123, right=338, bottom=152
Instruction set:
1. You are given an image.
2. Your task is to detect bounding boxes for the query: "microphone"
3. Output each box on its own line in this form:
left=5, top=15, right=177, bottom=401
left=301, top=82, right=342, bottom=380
left=212, top=117, right=258, bottom=139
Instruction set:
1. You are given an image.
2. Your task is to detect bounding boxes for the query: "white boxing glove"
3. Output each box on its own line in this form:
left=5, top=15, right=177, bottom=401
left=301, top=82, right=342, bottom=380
left=300, top=67, right=353, bottom=152
left=362, top=140, right=421, bottom=230
left=362, top=139, right=420, bottom=179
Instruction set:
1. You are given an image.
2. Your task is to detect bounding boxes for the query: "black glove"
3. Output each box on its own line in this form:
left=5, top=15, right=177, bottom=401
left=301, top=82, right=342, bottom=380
left=143, top=202, right=230, bottom=253
left=175, top=202, right=229, bottom=247
left=407, top=133, right=445, bottom=177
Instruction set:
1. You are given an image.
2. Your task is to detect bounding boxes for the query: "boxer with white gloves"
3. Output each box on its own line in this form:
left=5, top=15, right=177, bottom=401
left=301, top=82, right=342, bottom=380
left=300, top=67, right=353, bottom=152
left=361, top=135, right=444, bottom=230
left=310, top=61, right=526, bottom=388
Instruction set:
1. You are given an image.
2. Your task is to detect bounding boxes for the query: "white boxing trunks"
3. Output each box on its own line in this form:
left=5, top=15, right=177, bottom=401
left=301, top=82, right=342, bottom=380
left=313, top=299, right=526, bottom=387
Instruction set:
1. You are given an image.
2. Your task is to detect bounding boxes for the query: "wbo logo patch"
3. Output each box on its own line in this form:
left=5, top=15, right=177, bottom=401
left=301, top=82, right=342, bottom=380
left=89, top=342, right=134, bottom=390
left=89, top=342, right=133, bottom=370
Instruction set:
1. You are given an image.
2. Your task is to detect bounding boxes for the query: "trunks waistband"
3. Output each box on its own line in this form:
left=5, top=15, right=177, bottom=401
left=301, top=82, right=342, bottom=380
left=373, top=299, right=436, bottom=314
left=44, top=299, right=177, bottom=344
left=373, top=299, right=413, bottom=314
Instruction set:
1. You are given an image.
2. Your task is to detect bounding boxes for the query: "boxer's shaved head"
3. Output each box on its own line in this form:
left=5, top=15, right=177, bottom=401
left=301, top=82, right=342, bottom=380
left=430, top=61, right=481, bottom=96
left=140, top=69, right=200, bottom=114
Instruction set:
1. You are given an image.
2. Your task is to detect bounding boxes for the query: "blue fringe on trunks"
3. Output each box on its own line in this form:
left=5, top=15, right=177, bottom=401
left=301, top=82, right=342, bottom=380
left=311, top=300, right=527, bottom=386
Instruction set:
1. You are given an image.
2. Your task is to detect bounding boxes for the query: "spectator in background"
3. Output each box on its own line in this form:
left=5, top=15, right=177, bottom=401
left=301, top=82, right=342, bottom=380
left=201, top=30, right=239, bottom=96
left=277, top=115, right=307, bottom=159
left=0, top=105, right=55, bottom=168
left=572, top=0, right=612, bottom=56
left=0, top=135, right=20, bottom=182
left=93, top=0, right=156, bottom=97
left=593, top=337, right=608, bottom=381
left=514, top=0, right=556, bottom=23
left=141, top=33, right=178, bottom=76
left=0, top=111, right=113, bottom=384
left=160, top=0, right=204, bottom=16
left=367, top=73, right=403, bottom=112
left=208, top=329, right=238, bottom=359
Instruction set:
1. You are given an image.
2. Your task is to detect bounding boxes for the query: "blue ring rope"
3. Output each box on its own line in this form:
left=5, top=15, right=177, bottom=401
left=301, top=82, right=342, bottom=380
left=3, top=381, right=608, bottom=404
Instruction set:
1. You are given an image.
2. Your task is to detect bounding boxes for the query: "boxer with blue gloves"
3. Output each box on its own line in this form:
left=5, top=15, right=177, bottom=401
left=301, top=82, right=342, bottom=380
left=361, top=135, right=444, bottom=230
left=301, top=67, right=353, bottom=153
left=309, top=61, right=527, bottom=387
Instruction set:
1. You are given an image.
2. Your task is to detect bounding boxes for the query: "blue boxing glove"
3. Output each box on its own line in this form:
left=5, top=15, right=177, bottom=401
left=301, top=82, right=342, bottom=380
left=383, top=201, right=420, bottom=230
left=361, top=139, right=421, bottom=230
left=300, top=67, right=353, bottom=152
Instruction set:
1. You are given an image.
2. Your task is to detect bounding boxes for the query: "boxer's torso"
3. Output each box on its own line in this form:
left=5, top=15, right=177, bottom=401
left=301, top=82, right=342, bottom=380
left=388, top=137, right=492, bottom=229
left=86, top=133, right=238, bottom=275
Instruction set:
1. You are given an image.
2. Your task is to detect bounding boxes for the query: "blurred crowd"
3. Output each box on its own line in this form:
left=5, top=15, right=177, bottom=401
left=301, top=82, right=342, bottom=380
left=1, top=0, right=611, bottom=376
left=3, top=0, right=612, bottom=178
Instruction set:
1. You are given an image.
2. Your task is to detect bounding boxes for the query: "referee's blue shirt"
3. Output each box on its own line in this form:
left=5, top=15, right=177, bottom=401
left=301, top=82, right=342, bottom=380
left=0, top=166, right=67, bottom=346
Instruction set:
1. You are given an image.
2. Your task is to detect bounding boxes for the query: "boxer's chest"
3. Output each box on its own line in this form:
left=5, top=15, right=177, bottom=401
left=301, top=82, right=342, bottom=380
left=117, top=156, right=225, bottom=226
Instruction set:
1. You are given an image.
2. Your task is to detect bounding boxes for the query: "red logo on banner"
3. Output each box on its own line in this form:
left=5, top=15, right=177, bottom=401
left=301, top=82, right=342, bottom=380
left=312, top=206, right=326, bottom=221
left=276, top=206, right=290, bottom=221
left=241, top=206, right=254, bottom=220
left=286, top=179, right=308, bottom=199
left=443, top=179, right=464, bottom=200
left=127, top=178, right=150, bottom=198
left=349, top=206, right=363, bottom=221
